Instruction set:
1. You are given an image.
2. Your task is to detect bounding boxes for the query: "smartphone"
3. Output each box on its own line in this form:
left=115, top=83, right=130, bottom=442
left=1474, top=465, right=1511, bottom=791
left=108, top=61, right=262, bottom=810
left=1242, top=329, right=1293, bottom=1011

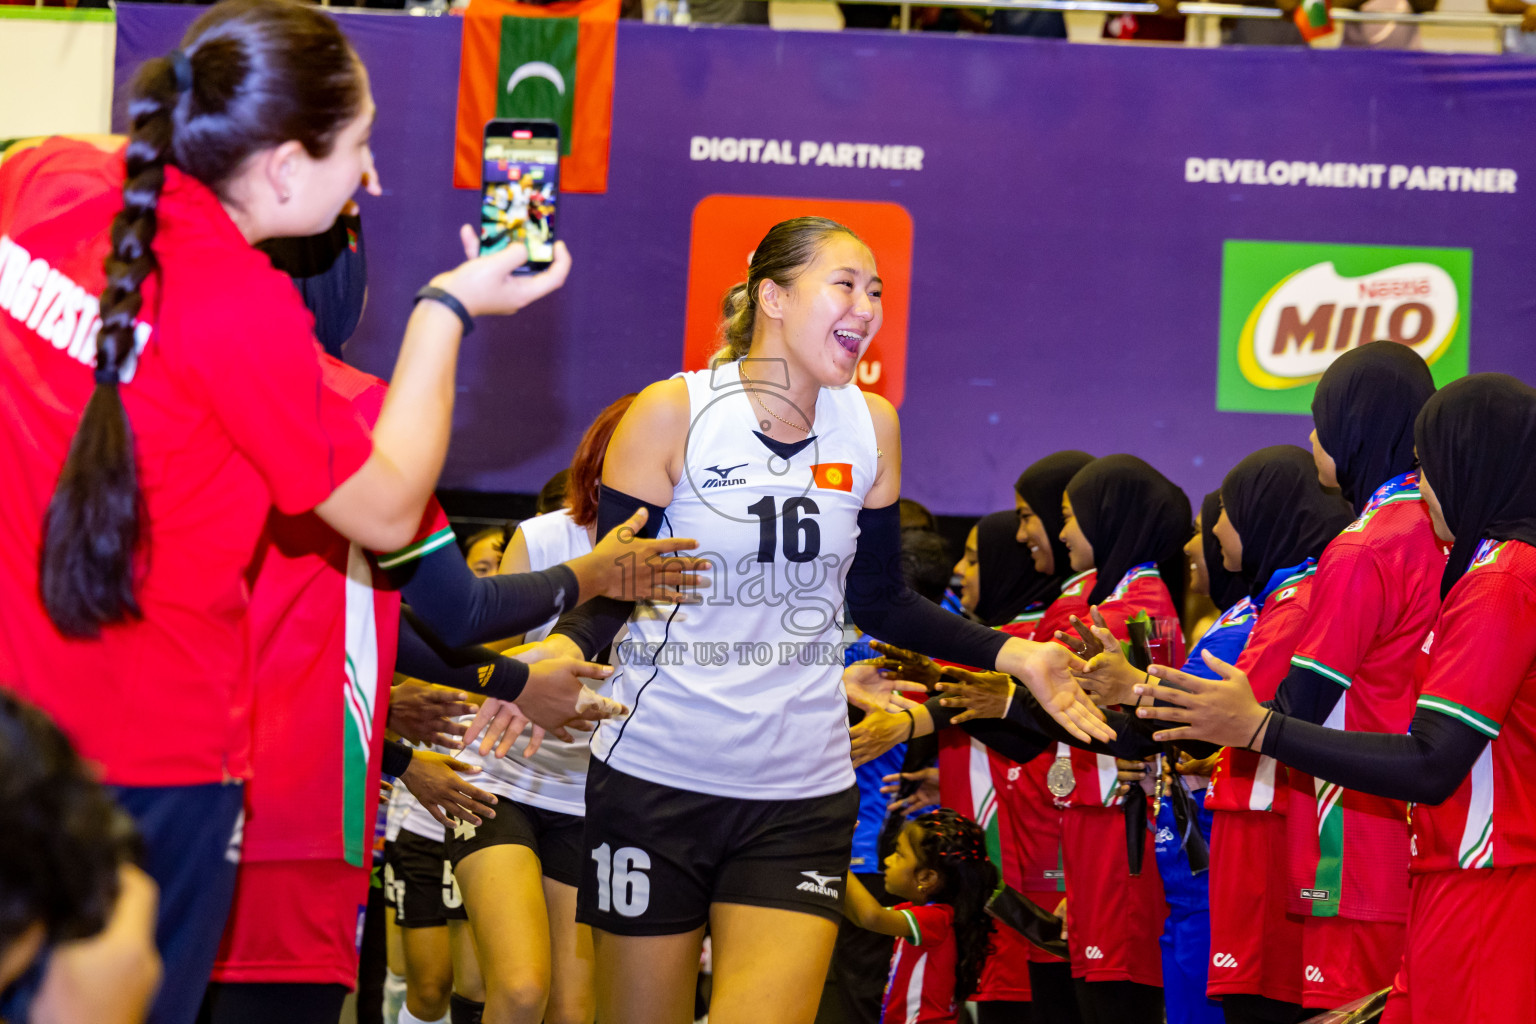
left=479, top=118, right=560, bottom=272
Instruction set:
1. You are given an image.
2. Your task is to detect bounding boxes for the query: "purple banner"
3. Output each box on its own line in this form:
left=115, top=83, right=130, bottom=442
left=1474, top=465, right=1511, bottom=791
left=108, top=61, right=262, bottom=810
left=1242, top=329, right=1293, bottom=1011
left=115, top=7, right=1536, bottom=513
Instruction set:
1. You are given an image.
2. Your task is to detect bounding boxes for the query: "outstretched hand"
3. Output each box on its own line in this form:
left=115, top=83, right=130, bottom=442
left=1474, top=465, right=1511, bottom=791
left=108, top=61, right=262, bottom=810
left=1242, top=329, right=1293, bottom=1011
left=934, top=666, right=1015, bottom=723
left=997, top=639, right=1115, bottom=744
left=844, top=661, right=925, bottom=714
left=586, top=506, right=711, bottom=604
left=400, top=749, right=498, bottom=828
left=865, top=641, right=946, bottom=692
left=1134, top=650, right=1269, bottom=749
left=1067, top=608, right=1143, bottom=706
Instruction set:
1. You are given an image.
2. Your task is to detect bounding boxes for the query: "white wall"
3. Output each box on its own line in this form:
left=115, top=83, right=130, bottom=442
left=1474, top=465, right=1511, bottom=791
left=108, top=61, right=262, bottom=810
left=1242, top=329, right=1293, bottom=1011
left=0, top=9, right=116, bottom=140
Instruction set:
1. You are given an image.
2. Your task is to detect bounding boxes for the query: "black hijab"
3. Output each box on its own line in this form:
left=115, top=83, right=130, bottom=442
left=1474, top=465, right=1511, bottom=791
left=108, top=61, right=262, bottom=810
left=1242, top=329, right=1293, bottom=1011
left=259, top=212, right=367, bottom=359
left=973, top=510, right=1055, bottom=627
left=1415, top=374, right=1536, bottom=598
left=1312, top=341, right=1436, bottom=514
left=1014, top=450, right=1095, bottom=583
left=1067, top=455, right=1192, bottom=609
left=1201, top=490, right=1249, bottom=612
left=1222, top=445, right=1355, bottom=601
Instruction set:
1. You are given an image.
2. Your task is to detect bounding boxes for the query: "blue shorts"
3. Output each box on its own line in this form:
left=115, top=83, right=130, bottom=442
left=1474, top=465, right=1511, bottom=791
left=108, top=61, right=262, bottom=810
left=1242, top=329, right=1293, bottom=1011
left=112, top=782, right=246, bottom=1024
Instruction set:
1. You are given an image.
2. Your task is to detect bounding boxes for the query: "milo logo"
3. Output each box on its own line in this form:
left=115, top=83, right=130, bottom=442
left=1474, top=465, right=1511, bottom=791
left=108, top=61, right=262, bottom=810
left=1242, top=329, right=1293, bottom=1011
left=1218, top=241, right=1470, bottom=414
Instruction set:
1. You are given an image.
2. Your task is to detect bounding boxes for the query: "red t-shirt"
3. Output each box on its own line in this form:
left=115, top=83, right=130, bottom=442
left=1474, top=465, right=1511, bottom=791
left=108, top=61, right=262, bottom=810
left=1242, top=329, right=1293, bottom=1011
left=242, top=357, right=451, bottom=866
left=1208, top=567, right=1315, bottom=814
left=883, top=902, right=959, bottom=1024
left=0, top=140, right=373, bottom=786
left=1284, top=479, right=1448, bottom=921
left=1411, top=540, right=1536, bottom=874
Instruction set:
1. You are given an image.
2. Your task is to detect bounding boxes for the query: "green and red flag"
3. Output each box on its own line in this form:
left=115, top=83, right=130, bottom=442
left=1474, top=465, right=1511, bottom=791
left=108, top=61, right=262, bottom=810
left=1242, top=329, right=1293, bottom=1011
left=454, top=0, right=619, bottom=193
left=1294, top=0, right=1334, bottom=41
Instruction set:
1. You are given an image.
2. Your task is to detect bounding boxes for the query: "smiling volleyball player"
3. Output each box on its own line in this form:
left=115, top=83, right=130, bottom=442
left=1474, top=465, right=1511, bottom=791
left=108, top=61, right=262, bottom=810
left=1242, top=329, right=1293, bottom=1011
left=533, top=216, right=1108, bottom=1024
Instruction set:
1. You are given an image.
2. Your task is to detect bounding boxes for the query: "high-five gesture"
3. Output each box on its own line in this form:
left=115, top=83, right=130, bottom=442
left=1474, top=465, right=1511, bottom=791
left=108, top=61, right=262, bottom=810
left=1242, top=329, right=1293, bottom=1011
left=1134, top=651, right=1271, bottom=749
left=995, top=637, right=1115, bottom=744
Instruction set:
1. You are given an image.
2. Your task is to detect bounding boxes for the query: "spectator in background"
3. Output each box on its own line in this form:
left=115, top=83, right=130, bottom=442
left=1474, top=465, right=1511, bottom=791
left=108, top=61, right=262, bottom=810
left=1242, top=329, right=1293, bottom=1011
left=462, top=523, right=516, bottom=578
left=1337, top=0, right=1436, bottom=48
left=1103, top=0, right=1186, bottom=42
left=1488, top=0, right=1536, bottom=52
left=541, top=468, right=572, bottom=515
left=991, top=6, right=1069, bottom=39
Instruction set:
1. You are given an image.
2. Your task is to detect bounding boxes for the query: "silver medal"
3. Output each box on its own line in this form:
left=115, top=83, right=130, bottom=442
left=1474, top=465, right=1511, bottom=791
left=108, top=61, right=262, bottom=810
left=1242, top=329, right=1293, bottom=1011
left=1046, top=755, right=1076, bottom=798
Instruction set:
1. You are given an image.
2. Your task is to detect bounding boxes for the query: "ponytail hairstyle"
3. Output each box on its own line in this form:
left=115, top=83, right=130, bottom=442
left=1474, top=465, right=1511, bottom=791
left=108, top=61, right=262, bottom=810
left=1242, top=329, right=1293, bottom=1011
left=40, top=0, right=366, bottom=637
left=566, top=393, right=638, bottom=529
left=905, top=809, right=998, bottom=1004
left=713, top=216, right=862, bottom=365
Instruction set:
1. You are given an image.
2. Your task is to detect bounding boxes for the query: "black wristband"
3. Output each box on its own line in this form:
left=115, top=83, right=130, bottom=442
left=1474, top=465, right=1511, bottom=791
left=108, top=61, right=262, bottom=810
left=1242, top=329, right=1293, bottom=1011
left=414, top=285, right=474, bottom=337
left=382, top=739, right=414, bottom=778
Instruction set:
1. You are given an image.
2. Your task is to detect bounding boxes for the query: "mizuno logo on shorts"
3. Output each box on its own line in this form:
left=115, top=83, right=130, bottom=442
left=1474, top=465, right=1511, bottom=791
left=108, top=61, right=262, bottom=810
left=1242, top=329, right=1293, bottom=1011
left=1212, top=952, right=1239, bottom=969
left=1085, top=946, right=1104, bottom=959
left=1299, top=888, right=1331, bottom=901
left=1306, top=965, right=1326, bottom=983
left=796, top=870, right=840, bottom=897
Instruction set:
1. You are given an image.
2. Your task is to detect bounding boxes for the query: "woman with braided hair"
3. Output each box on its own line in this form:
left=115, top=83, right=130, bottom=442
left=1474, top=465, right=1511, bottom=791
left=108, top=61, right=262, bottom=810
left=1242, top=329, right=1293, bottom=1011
left=0, top=1, right=613, bottom=1020
left=842, top=808, right=1000, bottom=1023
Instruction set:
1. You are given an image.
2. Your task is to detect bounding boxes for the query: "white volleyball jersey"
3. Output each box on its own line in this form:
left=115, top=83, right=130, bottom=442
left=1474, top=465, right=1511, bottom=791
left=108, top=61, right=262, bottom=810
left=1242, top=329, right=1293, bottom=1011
left=591, top=361, right=879, bottom=800
left=457, top=509, right=619, bottom=816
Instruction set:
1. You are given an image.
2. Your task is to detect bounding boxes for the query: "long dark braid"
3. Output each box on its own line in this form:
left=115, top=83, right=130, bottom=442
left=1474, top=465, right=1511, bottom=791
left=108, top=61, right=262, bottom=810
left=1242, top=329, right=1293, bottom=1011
left=907, top=808, right=998, bottom=1004
left=38, top=0, right=364, bottom=637
left=38, top=56, right=183, bottom=637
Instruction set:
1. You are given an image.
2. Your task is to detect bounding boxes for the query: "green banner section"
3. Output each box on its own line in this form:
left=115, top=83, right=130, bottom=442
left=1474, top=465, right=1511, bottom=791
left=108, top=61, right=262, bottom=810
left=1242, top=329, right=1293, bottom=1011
left=495, top=15, right=578, bottom=156
left=1218, top=239, right=1471, bottom=414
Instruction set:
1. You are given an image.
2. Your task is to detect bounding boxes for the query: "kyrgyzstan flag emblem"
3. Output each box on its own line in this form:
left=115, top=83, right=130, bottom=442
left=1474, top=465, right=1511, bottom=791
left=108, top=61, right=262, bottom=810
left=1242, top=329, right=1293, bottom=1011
left=812, top=464, right=854, bottom=492
left=454, top=0, right=619, bottom=193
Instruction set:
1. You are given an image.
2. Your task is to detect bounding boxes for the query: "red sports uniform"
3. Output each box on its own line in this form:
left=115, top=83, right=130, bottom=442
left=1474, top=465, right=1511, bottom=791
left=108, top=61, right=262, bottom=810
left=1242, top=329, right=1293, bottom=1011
left=1283, top=474, right=1447, bottom=1007
left=213, top=358, right=452, bottom=986
left=1050, top=565, right=1182, bottom=987
left=0, top=139, right=372, bottom=786
left=1206, top=565, right=1314, bottom=1006
left=1399, top=540, right=1536, bottom=1022
left=883, top=902, right=960, bottom=1024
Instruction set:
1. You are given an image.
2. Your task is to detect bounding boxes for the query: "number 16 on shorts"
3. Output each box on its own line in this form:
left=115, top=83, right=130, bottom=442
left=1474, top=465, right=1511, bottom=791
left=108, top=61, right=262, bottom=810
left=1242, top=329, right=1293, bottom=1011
left=592, top=843, right=651, bottom=917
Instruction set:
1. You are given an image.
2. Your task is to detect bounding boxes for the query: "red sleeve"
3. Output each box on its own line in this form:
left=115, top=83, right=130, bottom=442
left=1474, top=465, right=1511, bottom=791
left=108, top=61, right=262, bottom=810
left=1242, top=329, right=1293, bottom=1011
left=1416, top=567, right=1536, bottom=740
left=1289, top=538, right=1391, bottom=689
left=900, top=902, right=954, bottom=948
left=184, top=269, right=372, bottom=516
left=1237, top=589, right=1309, bottom=702
left=375, top=496, right=454, bottom=569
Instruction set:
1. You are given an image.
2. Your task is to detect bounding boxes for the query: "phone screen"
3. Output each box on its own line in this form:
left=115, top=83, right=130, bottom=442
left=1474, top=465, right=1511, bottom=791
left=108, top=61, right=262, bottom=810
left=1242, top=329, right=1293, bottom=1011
left=479, top=123, right=559, bottom=268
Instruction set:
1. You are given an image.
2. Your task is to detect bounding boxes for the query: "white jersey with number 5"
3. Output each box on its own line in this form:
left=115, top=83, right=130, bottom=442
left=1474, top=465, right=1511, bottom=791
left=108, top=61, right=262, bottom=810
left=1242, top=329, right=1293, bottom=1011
left=591, top=361, right=878, bottom=800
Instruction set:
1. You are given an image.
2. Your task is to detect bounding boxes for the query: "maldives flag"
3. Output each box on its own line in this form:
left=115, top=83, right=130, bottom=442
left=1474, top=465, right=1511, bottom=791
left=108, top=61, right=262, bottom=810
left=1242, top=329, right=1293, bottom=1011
left=454, top=0, right=619, bottom=192
left=1294, top=0, right=1333, bottom=40
left=812, top=463, right=854, bottom=492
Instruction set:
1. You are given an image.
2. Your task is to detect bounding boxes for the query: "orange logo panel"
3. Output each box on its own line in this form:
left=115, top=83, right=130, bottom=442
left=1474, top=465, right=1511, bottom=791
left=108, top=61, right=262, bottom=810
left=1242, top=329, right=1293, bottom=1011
left=682, top=194, right=912, bottom=407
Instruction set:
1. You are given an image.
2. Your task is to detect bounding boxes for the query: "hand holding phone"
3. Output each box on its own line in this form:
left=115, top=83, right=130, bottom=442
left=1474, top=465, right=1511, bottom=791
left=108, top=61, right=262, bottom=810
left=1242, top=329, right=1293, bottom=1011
left=479, top=118, right=560, bottom=273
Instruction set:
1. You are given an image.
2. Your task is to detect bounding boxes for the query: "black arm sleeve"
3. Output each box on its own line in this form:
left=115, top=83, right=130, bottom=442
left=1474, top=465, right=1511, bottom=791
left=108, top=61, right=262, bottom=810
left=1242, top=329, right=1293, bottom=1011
left=925, top=696, right=1157, bottom=761
left=396, top=607, right=528, bottom=703
left=382, top=739, right=413, bottom=778
left=1270, top=662, right=1347, bottom=724
left=550, top=486, right=666, bottom=660
left=846, top=503, right=1010, bottom=669
left=386, top=540, right=579, bottom=648
left=1260, top=706, right=1490, bottom=805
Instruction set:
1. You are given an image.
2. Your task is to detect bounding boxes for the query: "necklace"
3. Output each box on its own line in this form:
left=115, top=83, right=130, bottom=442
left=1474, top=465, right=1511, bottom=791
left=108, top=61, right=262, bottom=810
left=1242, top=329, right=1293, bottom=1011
left=750, top=386, right=810, bottom=435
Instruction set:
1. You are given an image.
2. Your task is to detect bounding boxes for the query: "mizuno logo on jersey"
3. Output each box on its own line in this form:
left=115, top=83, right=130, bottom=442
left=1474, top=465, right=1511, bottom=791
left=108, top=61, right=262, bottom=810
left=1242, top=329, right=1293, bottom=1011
left=1085, top=946, right=1105, bottom=960
left=1299, top=888, right=1331, bottom=901
left=702, top=463, right=748, bottom=488
left=796, top=870, right=841, bottom=897
left=1212, top=952, right=1239, bottom=969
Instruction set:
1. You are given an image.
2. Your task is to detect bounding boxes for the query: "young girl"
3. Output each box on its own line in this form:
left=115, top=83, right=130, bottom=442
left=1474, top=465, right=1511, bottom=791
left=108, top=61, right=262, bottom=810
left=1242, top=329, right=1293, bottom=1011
left=842, top=809, right=999, bottom=1024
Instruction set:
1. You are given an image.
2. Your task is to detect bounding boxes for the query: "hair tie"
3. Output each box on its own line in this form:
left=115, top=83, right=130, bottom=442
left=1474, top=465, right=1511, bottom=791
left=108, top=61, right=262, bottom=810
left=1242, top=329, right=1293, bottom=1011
left=168, top=49, right=193, bottom=94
